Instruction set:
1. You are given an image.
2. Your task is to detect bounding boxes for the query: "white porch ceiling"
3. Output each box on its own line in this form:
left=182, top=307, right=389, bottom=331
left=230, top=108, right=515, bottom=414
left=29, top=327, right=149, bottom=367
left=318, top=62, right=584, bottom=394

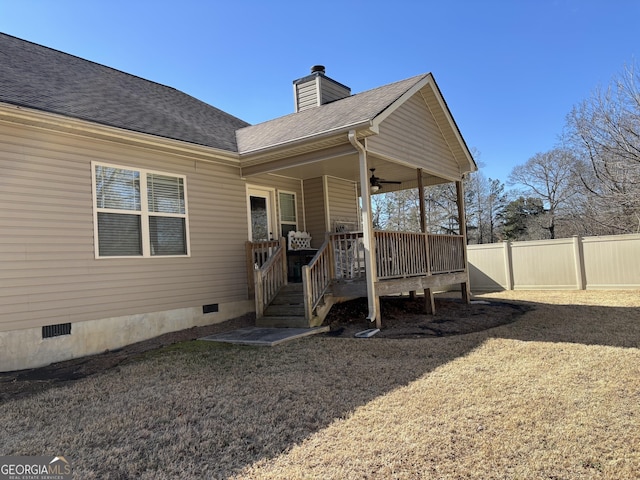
left=253, top=152, right=452, bottom=192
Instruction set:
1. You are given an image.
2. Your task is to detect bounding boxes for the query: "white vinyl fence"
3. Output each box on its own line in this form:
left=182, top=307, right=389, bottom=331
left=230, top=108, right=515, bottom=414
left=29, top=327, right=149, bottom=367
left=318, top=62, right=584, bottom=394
left=467, top=234, right=640, bottom=291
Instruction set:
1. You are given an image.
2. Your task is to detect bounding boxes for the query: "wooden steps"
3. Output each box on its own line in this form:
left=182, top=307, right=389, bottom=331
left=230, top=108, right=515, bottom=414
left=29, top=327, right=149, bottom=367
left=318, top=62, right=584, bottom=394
left=257, top=284, right=307, bottom=328
left=256, top=283, right=333, bottom=328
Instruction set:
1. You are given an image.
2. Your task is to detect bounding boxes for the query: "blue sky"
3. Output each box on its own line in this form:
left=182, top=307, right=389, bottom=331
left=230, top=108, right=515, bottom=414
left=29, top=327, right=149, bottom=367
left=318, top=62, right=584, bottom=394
left=1, top=1, right=638, bottom=184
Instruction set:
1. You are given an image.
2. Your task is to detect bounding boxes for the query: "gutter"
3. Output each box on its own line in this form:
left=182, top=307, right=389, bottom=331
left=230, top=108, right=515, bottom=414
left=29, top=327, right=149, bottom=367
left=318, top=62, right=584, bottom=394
left=348, top=130, right=379, bottom=324
left=238, top=120, right=377, bottom=159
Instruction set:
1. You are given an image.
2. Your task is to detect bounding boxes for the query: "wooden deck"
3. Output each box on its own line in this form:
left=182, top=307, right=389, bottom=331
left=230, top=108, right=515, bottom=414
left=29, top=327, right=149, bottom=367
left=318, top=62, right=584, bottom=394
left=247, top=230, right=470, bottom=327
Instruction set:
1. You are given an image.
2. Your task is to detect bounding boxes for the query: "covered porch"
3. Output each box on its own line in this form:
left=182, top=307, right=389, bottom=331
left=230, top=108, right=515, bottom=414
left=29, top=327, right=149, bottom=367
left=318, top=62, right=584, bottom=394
left=245, top=164, right=471, bottom=329
left=238, top=71, right=476, bottom=328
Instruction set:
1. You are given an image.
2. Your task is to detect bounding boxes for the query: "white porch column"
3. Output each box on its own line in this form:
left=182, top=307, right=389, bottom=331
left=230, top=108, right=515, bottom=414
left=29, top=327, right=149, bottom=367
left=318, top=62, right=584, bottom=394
left=348, top=131, right=380, bottom=328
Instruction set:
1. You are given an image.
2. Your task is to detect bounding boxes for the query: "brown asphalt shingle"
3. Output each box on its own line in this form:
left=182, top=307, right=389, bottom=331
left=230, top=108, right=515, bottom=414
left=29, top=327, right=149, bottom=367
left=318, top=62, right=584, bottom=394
left=0, top=32, right=249, bottom=152
left=236, top=74, right=428, bottom=153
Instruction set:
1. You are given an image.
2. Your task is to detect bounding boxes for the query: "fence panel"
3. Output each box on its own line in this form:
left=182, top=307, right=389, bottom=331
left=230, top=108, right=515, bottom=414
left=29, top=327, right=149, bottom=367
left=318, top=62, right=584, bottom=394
left=468, top=234, right=640, bottom=291
left=582, top=234, right=640, bottom=289
left=511, top=238, right=577, bottom=290
left=467, top=243, right=509, bottom=291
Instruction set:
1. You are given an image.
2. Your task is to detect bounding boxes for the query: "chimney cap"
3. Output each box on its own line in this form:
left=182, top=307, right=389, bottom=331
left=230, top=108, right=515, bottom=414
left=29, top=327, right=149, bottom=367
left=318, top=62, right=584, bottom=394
left=311, top=65, right=326, bottom=75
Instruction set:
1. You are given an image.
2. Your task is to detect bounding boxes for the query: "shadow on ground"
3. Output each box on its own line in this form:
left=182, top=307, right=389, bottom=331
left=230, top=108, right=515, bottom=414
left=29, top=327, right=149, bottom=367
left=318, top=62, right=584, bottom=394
left=1, top=293, right=639, bottom=478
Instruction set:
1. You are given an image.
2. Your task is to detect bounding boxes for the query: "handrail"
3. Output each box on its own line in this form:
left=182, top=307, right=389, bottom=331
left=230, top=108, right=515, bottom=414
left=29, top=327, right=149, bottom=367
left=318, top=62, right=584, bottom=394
left=245, top=239, right=282, bottom=299
left=302, top=236, right=332, bottom=321
left=250, top=238, right=287, bottom=319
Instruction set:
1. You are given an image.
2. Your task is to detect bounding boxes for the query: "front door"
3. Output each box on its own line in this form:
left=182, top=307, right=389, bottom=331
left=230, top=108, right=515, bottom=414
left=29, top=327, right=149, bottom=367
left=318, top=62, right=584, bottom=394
left=247, top=186, right=275, bottom=241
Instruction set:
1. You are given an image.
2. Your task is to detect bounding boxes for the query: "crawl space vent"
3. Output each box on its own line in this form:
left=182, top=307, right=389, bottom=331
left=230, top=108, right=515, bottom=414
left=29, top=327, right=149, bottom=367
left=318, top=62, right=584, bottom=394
left=42, top=323, right=71, bottom=339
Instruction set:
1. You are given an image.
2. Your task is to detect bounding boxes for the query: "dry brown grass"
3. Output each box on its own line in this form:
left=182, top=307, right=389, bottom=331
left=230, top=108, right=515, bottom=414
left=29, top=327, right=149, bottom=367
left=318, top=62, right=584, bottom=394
left=1, top=290, right=639, bottom=479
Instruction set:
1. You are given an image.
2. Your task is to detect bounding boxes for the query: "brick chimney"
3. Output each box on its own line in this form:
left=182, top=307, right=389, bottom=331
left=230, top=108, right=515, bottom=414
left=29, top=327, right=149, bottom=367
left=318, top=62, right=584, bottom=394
left=293, top=65, right=351, bottom=112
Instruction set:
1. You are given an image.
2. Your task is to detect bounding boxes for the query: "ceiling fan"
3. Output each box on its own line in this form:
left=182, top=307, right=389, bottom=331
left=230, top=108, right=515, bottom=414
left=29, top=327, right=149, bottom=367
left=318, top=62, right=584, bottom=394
left=369, top=168, right=401, bottom=192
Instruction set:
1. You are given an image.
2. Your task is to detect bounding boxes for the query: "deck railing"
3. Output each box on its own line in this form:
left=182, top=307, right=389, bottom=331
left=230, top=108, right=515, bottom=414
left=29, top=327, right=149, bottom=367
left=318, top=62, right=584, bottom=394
left=429, top=234, right=466, bottom=273
left=329, top=230, right=465, bottom=281
left=375, top=231, right=430, bottom=279
left=301, top=237, right=333, bottom=320
left=247, top=238, right=287, bottom=318
left=246, top=231, right=466, bottom=319
left=331, top=232, right=366, bottom=280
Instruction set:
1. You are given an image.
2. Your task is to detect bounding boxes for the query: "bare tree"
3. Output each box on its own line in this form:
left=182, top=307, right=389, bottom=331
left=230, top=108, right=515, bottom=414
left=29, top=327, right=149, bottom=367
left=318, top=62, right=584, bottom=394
left=371, top=189, right=421, bottom=232
left=565, top=62, right=640, bottom=233
left=508, top=148, right=579, bottom=239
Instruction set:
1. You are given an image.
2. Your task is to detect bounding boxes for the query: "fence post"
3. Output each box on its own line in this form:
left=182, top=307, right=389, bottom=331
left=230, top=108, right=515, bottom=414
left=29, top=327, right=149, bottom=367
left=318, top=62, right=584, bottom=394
left=572, top=235, right=586, bottom=290
left=503, top=240, right=514, bottom=290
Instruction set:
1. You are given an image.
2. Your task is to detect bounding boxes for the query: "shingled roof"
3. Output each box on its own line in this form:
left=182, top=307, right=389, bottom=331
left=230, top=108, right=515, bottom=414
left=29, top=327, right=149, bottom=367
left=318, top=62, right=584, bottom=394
left=236, top=73, right=429, bottom=154
left=0, top=33, right=249, bottom=152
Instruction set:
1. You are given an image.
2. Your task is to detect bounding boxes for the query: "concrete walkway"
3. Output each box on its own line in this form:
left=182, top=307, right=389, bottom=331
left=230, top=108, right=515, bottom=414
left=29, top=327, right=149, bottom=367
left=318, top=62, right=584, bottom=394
left=199, top=326, right=329, bottom=347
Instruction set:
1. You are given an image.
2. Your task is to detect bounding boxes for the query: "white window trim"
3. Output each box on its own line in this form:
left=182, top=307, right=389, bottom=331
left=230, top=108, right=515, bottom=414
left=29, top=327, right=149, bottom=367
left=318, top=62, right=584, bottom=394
left=91, top=161, right=191, bottom=259
left=278, top=190, right=298, bottom=236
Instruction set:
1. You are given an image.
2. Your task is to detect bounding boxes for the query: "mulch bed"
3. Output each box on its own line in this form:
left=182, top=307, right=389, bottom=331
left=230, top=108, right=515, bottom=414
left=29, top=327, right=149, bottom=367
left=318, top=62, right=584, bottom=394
left=1, top=297, right=531, bottom=401
left=325, top=295, right=532, bottom=338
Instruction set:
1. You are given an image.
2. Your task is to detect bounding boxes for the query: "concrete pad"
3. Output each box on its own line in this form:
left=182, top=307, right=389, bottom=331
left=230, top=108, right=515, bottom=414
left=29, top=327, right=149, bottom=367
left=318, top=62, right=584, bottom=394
left=199, top=326, right=330, bottom=347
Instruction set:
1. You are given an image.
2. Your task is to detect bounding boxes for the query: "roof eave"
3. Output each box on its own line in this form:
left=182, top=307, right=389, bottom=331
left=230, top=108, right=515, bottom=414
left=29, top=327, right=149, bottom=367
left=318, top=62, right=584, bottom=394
left=0, top=102, right=241, bottom=165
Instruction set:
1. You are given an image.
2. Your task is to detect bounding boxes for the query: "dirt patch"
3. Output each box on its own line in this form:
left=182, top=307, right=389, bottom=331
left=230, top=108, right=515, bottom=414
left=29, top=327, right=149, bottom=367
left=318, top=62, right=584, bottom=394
left=325, top=295, right=532, bottom=338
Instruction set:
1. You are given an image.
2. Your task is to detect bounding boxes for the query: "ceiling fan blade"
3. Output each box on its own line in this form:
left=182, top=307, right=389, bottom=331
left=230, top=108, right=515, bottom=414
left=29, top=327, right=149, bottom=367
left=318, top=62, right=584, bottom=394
left=369, top=168, right=401, bottom=186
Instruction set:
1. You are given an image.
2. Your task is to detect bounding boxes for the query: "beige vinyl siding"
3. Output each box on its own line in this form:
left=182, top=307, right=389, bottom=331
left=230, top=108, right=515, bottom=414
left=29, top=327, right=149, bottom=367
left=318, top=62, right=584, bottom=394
left=0, top=120, right=249, bottom=333
left=327, top=177, right=359, bottom=230
left=319, top=78, right=350, bottom=104
left=421, top=83, right=470, bottom=172
left=295, top=80, right=319, bottom=112
left=367, top=94, right=461, bottom=181
left=246, top=174, right=304, bottom=235
left=302, top=177, right=326, bottom=248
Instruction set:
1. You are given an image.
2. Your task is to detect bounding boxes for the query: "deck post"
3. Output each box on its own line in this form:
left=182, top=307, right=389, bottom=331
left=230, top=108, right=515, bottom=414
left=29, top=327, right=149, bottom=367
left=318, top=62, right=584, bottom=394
left=412, top=168, right=426, bottom=300
left=424, top=288, right=435, bottom=314
left=456, top=180, right=470, bottom=303
left=280, top=236, right=288, bottom=285
left=254, top=266, right=264, bottom=319
left=326, top=232, right=336, bottom=280
left=246, top=241, right=255, bottom=299
left=417, top=168, right=426, bottom=234
left=302, top=265, right=313, bottom=321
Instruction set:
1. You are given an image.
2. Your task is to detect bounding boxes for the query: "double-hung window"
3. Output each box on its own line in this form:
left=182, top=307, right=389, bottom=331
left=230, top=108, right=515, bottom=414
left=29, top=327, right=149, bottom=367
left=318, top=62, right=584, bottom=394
left=92, top=162, right=189, bottom=257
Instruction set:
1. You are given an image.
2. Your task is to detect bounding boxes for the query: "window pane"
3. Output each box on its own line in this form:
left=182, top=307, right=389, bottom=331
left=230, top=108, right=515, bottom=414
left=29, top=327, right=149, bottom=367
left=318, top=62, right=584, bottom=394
left=97, top=212, right=142, bottom=256
left=281, top=223, right=297, bottom=238
left=279, top=193, right=296, bottom=223
left=95, top=166, right=140, bottom=210
left=148, top=174, right=185, bottom=214
left=149, top=216, right=187, bottom=255
left=250, top=195, right=269, bottom=241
